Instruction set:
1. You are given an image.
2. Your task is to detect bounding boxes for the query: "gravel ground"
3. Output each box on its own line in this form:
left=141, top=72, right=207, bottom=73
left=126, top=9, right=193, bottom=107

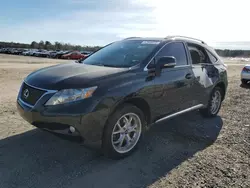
left=0, top=54, right=249, bottom=188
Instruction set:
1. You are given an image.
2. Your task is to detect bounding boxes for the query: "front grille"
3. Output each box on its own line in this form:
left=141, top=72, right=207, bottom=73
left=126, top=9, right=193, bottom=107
left=20, top=83, right=46, bottom=106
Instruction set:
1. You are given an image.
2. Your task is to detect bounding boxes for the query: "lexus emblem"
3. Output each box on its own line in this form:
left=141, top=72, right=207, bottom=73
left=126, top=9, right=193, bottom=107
left=23, top=89, right=29, bottom=99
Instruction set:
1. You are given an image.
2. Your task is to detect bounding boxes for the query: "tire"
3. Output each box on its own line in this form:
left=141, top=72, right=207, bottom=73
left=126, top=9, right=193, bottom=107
left=241, top=79, right=248, bottom=85
left=200, top=87, right=223, bottom=117
left=102, top=104, right=146, bottom=159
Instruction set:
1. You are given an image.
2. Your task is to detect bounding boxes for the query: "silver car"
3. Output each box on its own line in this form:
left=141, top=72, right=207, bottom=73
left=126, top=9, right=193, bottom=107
left=241, top=64, right=250, bottom=84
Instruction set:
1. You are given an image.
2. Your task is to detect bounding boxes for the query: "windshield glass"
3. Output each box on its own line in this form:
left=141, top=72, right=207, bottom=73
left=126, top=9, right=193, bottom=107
left=80, top=40, right=161, bottom=68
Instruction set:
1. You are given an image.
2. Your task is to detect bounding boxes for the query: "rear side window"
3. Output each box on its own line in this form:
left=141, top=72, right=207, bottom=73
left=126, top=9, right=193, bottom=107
left=206, top=50, right=218, bottom=63
left=187, top=43, right=211, bottom=64
left=156, top=42, right=188, bottom=66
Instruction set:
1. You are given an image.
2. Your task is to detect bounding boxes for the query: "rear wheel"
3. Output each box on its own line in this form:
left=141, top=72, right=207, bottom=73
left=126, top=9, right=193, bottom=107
left=200, top=87, right=223, bottom=117
left=102, top=104, right=145, bottom=159
left=241, top=79, right=249, bottom=85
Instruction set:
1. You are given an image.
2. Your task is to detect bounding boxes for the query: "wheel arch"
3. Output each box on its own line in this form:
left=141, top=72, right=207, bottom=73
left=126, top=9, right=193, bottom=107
left=215, top=82, right=226, bottom=100
left=108, top=97, right=151, bottom=125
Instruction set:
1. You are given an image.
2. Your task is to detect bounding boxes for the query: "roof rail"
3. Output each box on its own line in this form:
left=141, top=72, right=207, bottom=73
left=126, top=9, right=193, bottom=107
left=123, top=37, right=140, bottom=40
left=165, top=35, right=206, bottom=44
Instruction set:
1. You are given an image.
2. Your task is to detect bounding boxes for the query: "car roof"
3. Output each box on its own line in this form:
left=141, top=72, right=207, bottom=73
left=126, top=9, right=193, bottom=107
left=124, top=37, right=165, bottom=41
left=123, top=36, right=208, bottom=46
left=123, top=36, right=218, bottom=56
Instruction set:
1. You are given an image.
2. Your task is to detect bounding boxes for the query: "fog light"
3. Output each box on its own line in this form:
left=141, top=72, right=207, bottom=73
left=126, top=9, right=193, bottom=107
left=69, top=126, right=75, bottom=133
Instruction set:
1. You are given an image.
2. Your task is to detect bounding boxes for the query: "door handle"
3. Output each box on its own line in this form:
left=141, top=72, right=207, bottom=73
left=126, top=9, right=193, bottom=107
left=185, top=73, right=193, bottom=79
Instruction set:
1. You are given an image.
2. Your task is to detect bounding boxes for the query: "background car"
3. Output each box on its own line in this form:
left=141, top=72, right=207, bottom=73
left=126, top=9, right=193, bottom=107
left=0, top=48, right=7, bottom=53
left=52, top=50, right=71, bottom=59
left=39, top=50, right=52, bottom=58
left=22, top=50, right=34, bottom=56
left=33, top=50, right=47, bottom=57
left=80, top=51, right=92, bottom=55
left=61, top=51, right=86, bottom=60
left=49, top=50, right=61, bottom=58
left=12, top=49, right=26, bottom=55
left=241, top=64, right=250, bottom=84
left=20, top=49, right=29, bottom=55
left=27, top=49, right=39, bottom=56
left=4, top=48, right=12, bottom=54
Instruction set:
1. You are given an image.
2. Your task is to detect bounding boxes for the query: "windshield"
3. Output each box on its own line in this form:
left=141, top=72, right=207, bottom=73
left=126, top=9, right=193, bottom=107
left=80, top=40, right=161, bottom=68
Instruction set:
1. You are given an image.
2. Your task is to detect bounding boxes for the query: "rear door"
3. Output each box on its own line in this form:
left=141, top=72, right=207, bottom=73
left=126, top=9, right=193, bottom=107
left=151, top=42, right=196, bottom=118
left=185, top=42, right=221, bottom=105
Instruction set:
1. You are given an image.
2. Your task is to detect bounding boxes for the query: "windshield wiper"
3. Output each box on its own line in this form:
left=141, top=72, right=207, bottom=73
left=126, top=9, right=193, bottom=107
left=83, top=61, right=127, bottom=68
left=94, top=63, right=123, bottom=68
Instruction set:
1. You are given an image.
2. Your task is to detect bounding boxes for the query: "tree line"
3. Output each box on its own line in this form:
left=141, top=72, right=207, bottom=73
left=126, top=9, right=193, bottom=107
left=1, top=41, right=250, bottom=57
left=0, top=41, right=101, bottom=52
left=215, top=49, right=250, bottom=57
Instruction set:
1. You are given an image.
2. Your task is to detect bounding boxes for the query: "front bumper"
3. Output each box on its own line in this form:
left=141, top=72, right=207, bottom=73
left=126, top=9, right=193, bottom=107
left=17, top=97, right=109, bottom=149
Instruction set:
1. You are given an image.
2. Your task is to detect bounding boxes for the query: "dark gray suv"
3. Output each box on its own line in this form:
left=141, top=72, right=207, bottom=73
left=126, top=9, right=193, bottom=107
left=17, top=36, right=228, bottom=159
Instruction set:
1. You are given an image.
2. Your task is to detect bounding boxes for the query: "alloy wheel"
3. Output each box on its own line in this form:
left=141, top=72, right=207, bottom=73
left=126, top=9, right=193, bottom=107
left=111, top=113, right=142, bottom=154
left=210, top=90, right=221, bottom=114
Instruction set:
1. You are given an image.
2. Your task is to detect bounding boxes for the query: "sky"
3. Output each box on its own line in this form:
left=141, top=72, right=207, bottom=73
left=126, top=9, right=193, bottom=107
left=0, top=0, right=250, bottom=49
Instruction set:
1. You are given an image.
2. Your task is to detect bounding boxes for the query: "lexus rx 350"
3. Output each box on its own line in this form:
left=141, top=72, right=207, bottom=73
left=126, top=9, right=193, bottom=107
left=17, top=36, right=228, bottom=159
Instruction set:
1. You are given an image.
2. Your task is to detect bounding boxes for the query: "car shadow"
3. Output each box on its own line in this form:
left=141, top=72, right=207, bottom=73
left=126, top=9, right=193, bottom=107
left=240, top=83, right=250, bottom=89
left=0, top=111, right=223, bottom=188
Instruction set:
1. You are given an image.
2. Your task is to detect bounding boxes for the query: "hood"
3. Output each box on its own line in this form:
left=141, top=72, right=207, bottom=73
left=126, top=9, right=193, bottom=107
left=25, top=63, right=129, bottom=90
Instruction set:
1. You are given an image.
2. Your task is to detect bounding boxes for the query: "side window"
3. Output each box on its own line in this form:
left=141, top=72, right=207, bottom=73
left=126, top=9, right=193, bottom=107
left=187, top=43, right=210, bottom=65
left=206, top=50, right=218, bottom=63
left=156, top=42, right=188, bottom=66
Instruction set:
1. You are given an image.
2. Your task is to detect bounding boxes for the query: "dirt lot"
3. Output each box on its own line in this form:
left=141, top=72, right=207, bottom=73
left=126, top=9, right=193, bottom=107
left=0, top=54, right=249, bottom=188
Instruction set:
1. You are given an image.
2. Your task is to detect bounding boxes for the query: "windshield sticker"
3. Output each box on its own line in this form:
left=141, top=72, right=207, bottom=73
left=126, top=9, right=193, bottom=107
left=141, top=41, right=160, bottom=45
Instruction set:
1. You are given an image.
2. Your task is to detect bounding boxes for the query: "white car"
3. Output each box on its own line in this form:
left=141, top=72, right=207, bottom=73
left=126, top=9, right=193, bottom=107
left=22, top=50, right=36, bottom=56
left=241, top=64, right=250, bottom=84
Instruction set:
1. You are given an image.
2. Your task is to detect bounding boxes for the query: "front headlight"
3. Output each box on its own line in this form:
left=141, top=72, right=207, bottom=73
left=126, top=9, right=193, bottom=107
left=45, top=86, right=97, bottom=106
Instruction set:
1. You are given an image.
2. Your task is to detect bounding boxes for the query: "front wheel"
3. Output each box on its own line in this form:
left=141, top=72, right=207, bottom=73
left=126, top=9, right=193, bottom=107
left=102, top=104, right=145, bottom=159
left=200, top=87, right=223, bottom=117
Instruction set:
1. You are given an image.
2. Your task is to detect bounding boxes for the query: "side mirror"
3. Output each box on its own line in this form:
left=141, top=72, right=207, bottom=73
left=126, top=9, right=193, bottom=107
left=155, top=56, right=176, bottom=76
left=156, top=56, right=176, bottom=69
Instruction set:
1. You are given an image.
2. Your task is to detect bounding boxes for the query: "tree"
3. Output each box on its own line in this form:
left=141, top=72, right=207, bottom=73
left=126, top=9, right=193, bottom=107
left=30, top=41, right=38, bottom=49
left=38, top=40, right=45, bottom=49
left=45, top=41, right=52, bottom=50
left=54, top=42, right=63, bottom=50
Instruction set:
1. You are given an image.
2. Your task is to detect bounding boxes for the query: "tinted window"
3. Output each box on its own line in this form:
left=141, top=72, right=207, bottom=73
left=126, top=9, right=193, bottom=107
left=206, top=50, right=218, bottom=63
left=156, top=42, right=188, bottom=66
left=81, top=40, right=160, bottom=68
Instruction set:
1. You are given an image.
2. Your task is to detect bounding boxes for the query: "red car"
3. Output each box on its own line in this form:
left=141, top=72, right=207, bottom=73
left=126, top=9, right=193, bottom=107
left=61, top=51, right=86, bottom=60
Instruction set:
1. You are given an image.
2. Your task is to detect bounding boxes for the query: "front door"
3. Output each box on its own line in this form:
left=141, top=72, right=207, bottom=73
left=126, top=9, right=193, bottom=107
left=150, top=42, right=196, bottom=119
